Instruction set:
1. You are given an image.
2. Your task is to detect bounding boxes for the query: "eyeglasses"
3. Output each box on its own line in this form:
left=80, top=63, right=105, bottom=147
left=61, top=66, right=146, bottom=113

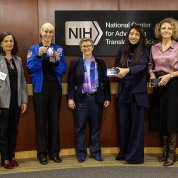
left=82, top=44, right=92, bottom=48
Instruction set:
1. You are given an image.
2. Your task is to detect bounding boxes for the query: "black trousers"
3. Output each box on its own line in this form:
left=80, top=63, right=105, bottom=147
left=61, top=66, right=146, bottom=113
left=74, top=95, right=103, bottom=158
left=0, top=103, right=20, bottom=160
left=33, top=82, right=62, bottom=158
left=117, top=95, right=145, bottom=164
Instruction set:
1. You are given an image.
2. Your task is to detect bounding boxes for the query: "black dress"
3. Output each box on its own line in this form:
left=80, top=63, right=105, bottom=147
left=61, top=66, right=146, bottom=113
left=149, top=78, right=178, bottom=133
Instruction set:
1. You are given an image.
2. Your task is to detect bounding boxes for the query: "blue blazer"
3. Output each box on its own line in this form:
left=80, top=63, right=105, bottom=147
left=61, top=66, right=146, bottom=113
left=115, top=46, right=149, bottom=108
left=26, top=44, right=67, bottom=93
left=68, top=57, right=111, bottom=104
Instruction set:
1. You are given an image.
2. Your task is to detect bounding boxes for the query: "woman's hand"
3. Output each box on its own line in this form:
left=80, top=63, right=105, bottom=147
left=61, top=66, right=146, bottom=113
left=116, top=67, right=130, bottom=78
left=38, top=46, right=47, bottom=56
left=104, top=101, right=110, bottom=108
left=68, top=99, right=76, bottom=109
left=21, top=103, right=27, bottom=114
left=158, top=74, right=172, bottom=86
left=149, top=72, right=156, bottom=80
left=54, top=51, right=59, bottom=60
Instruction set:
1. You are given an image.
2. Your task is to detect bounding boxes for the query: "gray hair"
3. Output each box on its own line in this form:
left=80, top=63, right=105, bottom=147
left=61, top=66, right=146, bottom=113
left=79, top=37, right=94, bottom=49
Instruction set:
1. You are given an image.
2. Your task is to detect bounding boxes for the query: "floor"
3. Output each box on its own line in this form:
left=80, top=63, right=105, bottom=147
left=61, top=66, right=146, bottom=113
left=0, top=154, right=178, bottom=175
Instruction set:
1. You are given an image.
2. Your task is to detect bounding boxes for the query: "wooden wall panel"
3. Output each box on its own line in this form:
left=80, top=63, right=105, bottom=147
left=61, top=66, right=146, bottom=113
left=119, top=0, right=178, bottom=10
left=0, top=0, right=39, bottom=151
left=0, top=0, right=39, bottom=82
left=16, top=97, right=36, bottom=151
left=38, top=0, right=119, bottom=26
left=1, top=0, right=178, bottom=152
left=59, top=96, right=75, bottom=148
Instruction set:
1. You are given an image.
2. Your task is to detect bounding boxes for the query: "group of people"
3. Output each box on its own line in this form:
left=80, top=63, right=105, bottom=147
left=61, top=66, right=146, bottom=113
left=115, top=17, right=178, bottom=167
left=0, top=17, right=178, bottom=170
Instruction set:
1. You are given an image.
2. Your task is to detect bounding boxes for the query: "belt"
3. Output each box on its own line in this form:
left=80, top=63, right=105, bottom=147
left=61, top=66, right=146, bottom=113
left=155, top=71, right=168, bottom=77
left=83, top=92, right=97, bottom=97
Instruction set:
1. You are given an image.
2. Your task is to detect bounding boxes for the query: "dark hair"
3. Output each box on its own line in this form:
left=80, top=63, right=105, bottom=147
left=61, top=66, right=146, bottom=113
left=0, top=32, right=18, bottom=56
left=120, top=24, right=145, bottom=67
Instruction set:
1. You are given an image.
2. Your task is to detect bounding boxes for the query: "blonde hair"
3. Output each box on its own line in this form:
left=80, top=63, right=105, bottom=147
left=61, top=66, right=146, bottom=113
left=154, top=17, right=178, bottom=40
left=79, top=37, right=94, bottom=49
left=40, top=23, right=54, bottom=33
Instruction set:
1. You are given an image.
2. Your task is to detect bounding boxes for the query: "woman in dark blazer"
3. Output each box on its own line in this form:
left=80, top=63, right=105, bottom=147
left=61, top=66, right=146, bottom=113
left=68, top=38, right=111, bottom=163
left=115, top=25, right=149, bottom=164
left=0, top=32, right=28, bottom=169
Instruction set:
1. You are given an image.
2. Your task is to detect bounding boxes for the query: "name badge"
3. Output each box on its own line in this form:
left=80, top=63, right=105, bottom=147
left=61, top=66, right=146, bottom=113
left=0, top=71, right=7, bottom=81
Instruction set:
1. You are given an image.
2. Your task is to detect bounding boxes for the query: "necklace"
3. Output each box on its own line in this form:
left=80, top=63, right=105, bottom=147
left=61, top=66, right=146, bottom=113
left=129, top=51, right=134, bottom=55
left=6, top=58, right=14, bottom=69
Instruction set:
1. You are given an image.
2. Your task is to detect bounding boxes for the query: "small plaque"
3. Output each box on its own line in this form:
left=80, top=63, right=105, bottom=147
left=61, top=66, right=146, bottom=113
left=107, top=67, right=119, bottom=77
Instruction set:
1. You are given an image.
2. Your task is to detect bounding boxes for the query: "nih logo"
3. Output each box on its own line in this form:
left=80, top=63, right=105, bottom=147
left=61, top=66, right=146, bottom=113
left=65, top=21, right=103, bottom=45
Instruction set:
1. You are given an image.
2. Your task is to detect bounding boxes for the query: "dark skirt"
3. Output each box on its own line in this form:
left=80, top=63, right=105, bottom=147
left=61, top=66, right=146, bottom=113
left=149, top=78, right=178, bottom=133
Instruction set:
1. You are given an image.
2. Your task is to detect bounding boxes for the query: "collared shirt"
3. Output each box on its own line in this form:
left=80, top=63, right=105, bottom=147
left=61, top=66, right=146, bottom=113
left=82, top=55, right=98, bottom=93
left=149, top=40, right=178, bottom=73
